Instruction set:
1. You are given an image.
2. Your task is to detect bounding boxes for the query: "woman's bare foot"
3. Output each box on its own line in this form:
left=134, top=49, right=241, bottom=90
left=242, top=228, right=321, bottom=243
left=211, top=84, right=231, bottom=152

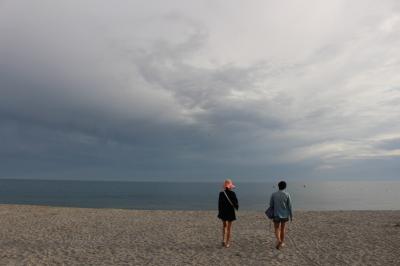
left=224, top=243, right=230, bottom=248
left=276, top=241, right=282, bottom=249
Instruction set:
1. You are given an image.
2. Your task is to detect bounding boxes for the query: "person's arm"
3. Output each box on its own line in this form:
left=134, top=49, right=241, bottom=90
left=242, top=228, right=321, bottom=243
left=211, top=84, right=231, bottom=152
left=218, top=192, right=223, bottom=212
left=287, top=194, right=293, bottom=221
left=269, top=194, right=274, bottom=208
left=231, top=191, right=239, bottom=210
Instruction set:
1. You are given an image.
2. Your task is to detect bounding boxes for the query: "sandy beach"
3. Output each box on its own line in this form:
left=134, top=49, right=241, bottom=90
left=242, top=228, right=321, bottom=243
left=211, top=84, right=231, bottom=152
left=0, top=205, right=399, bottom=265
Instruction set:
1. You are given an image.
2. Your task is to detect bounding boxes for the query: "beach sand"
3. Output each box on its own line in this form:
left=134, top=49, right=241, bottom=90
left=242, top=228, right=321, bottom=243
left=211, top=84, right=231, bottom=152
left=0, top=205, right=399, bottom=265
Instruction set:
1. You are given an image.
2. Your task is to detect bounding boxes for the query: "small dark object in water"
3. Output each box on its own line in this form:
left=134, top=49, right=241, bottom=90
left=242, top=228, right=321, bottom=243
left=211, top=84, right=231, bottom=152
left=394, top=223, right=400, bottom=227
left=303, top=184, right=306, bottom=188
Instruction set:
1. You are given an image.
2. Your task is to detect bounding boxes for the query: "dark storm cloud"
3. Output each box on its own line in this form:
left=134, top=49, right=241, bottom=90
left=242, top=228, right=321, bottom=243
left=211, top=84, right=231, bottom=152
left=1, top=0, right=400, bottom=180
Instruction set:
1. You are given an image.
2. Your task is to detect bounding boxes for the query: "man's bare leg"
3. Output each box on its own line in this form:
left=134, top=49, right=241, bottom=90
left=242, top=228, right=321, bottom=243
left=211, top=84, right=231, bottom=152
left=280, top=222, right=287, bottom=247
left=274, top=221, right=281, bottom=248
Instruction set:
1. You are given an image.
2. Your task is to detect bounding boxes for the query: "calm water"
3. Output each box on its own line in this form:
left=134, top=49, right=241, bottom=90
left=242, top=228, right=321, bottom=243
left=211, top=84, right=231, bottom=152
left=0, top=179, right=399, bottom=211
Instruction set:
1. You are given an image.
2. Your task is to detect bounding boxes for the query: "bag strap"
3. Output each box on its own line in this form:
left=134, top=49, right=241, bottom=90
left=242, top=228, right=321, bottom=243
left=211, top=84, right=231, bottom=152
left=223, top=190, right=235, bottom=209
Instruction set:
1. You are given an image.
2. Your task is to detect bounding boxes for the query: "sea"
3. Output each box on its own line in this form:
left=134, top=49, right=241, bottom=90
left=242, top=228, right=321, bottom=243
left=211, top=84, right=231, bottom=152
left=0, top=179, right=399, bottom=211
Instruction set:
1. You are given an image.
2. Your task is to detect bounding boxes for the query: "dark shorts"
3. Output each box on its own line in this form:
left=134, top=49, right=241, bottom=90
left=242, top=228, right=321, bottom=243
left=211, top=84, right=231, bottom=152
left=273, top=217, right=289, bottom=223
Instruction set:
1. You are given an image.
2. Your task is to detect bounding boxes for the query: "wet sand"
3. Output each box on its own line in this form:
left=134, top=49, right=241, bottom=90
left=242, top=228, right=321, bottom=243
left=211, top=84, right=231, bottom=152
left=0, top=204, right=399, bottom=265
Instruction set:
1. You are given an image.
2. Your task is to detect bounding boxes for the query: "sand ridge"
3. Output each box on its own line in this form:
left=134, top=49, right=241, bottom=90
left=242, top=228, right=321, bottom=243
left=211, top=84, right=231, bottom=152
left=0, top=205, right=399, bottom=265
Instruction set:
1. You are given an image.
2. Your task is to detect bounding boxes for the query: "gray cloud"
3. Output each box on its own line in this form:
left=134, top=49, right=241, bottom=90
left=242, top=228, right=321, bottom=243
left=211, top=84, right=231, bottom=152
left=1, top=0, right=400, bottom=180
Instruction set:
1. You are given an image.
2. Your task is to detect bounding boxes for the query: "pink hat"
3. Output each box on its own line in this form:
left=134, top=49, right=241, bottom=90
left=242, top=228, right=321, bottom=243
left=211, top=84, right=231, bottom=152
left=223, top=179, right=236, bottom=189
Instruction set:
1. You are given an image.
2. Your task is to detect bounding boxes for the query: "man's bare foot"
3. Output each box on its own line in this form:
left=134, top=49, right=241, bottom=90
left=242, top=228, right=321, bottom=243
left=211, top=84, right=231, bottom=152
left=276, top=242, right=282, bottom=249
left=224, top=243, right=230, bottom=248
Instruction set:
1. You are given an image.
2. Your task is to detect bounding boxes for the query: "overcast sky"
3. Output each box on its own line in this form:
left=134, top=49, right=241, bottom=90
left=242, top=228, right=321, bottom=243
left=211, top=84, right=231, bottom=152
left=1, top=0, right=400, bottom=181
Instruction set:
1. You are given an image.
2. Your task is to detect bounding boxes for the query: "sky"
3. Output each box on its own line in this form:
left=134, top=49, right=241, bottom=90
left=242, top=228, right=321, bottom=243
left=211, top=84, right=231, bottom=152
left=1, top=0, right=400, bottom=181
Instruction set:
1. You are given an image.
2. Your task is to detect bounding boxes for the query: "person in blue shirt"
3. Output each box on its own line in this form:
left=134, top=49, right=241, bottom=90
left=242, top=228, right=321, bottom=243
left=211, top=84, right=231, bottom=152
left=269, top=180, right=293, bottom=249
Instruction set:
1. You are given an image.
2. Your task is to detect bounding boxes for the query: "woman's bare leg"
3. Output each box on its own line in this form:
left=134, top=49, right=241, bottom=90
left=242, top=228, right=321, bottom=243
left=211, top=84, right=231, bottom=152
left=222, top=221, right=227, bottom=245
left=225, top=221, right=233, bottom=247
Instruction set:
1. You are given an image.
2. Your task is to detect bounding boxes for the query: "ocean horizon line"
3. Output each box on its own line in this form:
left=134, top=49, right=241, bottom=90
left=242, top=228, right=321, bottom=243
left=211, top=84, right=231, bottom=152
left=0, top=177, right=399, bottom=183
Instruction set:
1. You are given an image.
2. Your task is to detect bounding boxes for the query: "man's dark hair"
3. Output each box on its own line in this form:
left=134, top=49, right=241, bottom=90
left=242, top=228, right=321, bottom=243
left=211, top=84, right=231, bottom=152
left=278, top=181, right=287, bottom=190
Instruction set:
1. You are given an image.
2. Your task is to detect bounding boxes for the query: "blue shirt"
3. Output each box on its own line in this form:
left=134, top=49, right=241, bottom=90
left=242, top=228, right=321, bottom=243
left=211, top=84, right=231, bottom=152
left=269, top=190, right=293, bottom=220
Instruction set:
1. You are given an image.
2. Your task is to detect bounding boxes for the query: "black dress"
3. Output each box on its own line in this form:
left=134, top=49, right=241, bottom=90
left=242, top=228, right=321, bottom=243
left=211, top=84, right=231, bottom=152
left=218, top=189, right=239, bottom=221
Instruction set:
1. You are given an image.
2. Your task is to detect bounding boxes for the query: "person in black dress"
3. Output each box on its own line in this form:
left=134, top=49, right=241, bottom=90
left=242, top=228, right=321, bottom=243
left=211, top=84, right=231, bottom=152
left=218, top=179, right=239, bottom=248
